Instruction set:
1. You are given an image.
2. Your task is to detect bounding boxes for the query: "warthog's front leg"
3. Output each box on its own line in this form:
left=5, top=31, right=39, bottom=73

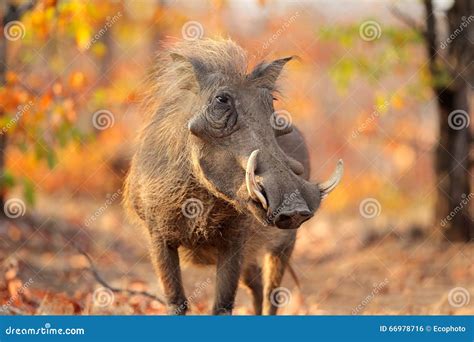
left=149, top=231, right=187, bottom=315
left=213, top=240, right=243, bottom=315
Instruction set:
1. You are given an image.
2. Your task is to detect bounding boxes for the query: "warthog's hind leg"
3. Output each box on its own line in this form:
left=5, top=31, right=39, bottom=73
left=241, top=262, right=263, bottom=315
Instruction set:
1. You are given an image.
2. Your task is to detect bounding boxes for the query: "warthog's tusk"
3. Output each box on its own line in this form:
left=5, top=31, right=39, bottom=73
left=245, top=150, right=268, bottom=210
left=318, top=159, right=344, bottom=200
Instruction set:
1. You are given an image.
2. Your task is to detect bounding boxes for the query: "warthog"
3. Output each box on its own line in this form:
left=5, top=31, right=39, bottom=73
left=124, top=38, right=343, bottom=315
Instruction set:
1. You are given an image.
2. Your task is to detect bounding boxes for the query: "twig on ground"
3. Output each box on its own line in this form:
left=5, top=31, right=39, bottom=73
left=71, top=242, right=165, bottom=305
left=4, top=305, right=27, bottom=315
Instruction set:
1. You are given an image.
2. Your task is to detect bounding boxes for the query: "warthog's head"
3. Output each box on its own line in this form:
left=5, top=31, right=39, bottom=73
left=177, top=44, right=342, bottom=229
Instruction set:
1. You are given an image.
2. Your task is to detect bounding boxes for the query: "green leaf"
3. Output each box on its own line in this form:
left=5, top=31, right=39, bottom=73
left=329, top=59, right=356, bottom=92
left=46, top=149, right=57, bottom=169
left=18, top=141, right=28, bottom=153
left=0, top=170, right=16, bottom=189
left=22, top=178, right=36, bottom=206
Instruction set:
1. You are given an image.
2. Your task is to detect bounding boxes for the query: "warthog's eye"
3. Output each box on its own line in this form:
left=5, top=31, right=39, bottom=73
left=215, top=95, right=229, bottom=104
left=201, top=92, right=237, bottom=137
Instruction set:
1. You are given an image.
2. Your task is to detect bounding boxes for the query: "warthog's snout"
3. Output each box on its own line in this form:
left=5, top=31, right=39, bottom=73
left=273, top=205, right=313, bottom=229
left=266, top=186, right=313, bottom=229
left=274, top=210, right=313, bottom=229
left=245, top=149, right=343, bottom=229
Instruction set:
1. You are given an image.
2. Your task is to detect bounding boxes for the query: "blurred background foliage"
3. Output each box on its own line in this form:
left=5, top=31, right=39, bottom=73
left=0, top=0, right=472, bottom=316
left=2, top=0, right=450, bottom=221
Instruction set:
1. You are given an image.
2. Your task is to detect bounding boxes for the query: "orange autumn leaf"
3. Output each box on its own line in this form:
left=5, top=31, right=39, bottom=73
left=393, top=144, right=416, bottom=173
left=52, top=82, right=63, bottom=96
left=42, top=0, right=58, bottom=7
left=39, top=93, right=53, bottom=110
left=7, top=278, right=22, bottom=300
left=391, top=93, right=405, bottom=110
left=7, top=224, right=22, bottom=241
left=6, top=71, right=19, bottom=84
left=75, top=24, right=91, bottom=51
left=69, top=71, right=86, bottom=89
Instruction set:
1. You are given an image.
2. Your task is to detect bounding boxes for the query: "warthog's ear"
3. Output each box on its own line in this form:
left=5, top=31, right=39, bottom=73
left=170, top=53, right=209, bottom=90
left=248, top=56, right=295, bottom=89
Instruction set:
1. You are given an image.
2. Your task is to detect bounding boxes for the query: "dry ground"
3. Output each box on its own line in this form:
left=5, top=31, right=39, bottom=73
left=1, top=194, right=472, bottom=315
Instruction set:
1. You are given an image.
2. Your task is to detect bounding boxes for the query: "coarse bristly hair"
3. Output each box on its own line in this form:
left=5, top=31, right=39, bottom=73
left=123, top=39, right=304, bottom=298
left=123, top=38, right=252, bottom=242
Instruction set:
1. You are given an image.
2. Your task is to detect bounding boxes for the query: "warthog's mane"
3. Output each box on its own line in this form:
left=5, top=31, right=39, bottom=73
left=124, top=39, right=248, bottom=234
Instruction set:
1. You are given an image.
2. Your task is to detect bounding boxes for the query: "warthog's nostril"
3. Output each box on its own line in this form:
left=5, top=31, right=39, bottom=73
left=274, top=210, right=312, bottom=229
left=275, top=214, right=292, bottom=227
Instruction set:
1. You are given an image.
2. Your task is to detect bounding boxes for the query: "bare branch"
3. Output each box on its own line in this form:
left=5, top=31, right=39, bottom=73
left=4, top=306, right=27, bottom=315
left=71, top=242, right=165, bottom=305
left=17, top=0, right=38, bottom=17
left=4, top=0, right=38, bottom=23
left=390, top=5, right=426, bottom=35
left=423, top=0, right=437, bottom=69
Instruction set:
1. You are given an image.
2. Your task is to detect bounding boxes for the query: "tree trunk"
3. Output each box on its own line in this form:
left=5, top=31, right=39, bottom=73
left=434, top=86, right=472, bottom=241
left=425, top=0, right=473, bottom=241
